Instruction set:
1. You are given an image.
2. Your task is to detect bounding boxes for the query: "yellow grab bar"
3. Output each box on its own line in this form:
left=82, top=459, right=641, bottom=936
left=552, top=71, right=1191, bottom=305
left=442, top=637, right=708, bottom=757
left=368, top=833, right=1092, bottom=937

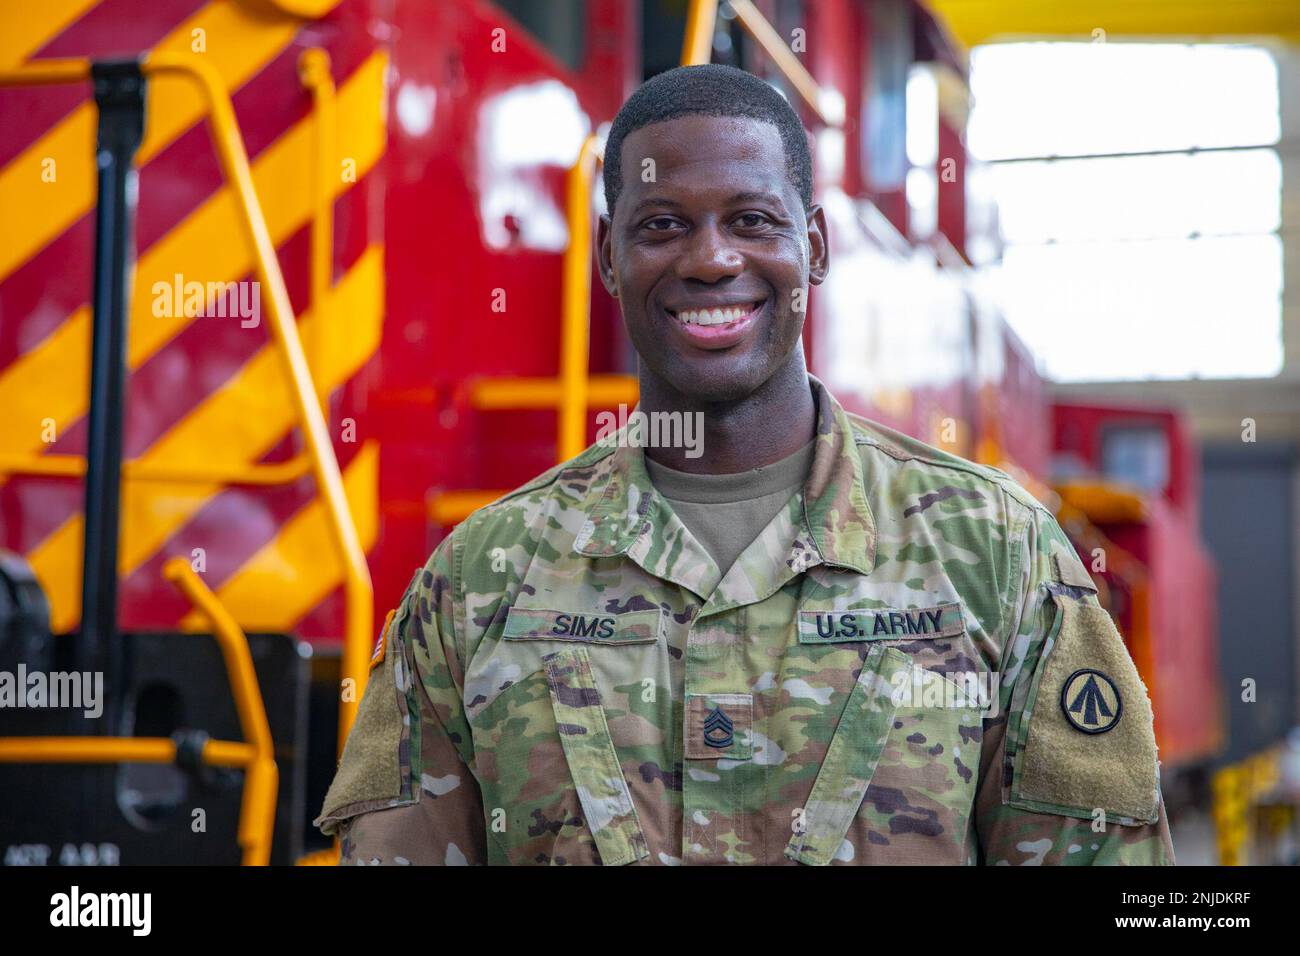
left=428, top=489, right=511, bottom=526
left=0, top=736, right=255, bottom=767
left=0, top=55, right=373, bottom=754
left=471, top=374, right=637, bottom=411
left=0, top=557, right=280, bottom=866
left=0, top=451, right=312, bottom=485
left=727, top=0, right=843, bottom=125
left=558, top=134, right=603, bottom=461
left=681, top=0, right=720, bottom=65
left=0, top=59, right=90, bottom=86
left=298, top=47, right=337, bottom=416
left=140, top=53, right=373, bottom=747
left=163, top=556, right=278, bottom=865
left=681, top=0, right=844, bottom=126
left=162, top=559, right=274, bottom=775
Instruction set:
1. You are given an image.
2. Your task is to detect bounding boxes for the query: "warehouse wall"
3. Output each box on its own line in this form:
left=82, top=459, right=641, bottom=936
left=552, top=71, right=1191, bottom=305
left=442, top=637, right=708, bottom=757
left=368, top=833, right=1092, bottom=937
left=1056, top=42, right=1300, bottom=733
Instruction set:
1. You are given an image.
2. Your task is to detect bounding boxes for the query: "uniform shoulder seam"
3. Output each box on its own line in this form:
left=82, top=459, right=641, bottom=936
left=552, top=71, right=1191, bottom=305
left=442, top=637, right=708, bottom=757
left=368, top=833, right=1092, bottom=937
left=458, top=440, right=617, bottom=522
left=848, top=417, right=1048, bottom=514
left=849, top=419, right=999, bottom=484
left=998, top=482, right=1035, bottom=647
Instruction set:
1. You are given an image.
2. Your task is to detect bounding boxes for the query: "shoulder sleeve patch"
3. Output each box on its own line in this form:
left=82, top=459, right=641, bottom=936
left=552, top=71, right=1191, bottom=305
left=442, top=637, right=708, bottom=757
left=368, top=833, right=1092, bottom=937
left=315, top=597, right=418, bottom=834
left=1009, top=593, right=1158, bottom=825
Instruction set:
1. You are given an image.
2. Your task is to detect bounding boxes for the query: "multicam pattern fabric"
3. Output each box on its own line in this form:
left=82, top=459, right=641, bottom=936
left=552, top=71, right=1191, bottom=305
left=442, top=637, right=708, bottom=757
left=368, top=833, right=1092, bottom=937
left=319, top=377, right=1174, bottom=865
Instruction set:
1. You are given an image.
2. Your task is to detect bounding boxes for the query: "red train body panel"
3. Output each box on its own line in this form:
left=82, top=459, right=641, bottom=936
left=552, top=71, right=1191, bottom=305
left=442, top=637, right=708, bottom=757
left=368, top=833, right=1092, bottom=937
left=1054, top=403, right=1223, bottom=766
left=0, top=0, right=1220, bottom=769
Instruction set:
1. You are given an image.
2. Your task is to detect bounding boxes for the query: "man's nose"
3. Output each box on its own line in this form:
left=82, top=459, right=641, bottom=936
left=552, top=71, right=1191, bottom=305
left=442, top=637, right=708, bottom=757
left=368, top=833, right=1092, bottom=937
left=675, top=221, right=743, bottom=283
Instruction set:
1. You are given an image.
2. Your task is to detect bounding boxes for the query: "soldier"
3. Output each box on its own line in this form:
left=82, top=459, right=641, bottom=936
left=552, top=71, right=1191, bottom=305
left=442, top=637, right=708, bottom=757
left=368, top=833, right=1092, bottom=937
left=317, top=64, right=1174, bottom=865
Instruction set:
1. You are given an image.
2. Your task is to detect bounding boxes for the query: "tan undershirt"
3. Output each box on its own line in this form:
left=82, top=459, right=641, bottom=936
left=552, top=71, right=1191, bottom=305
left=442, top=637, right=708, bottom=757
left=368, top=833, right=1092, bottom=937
left=644, top=440, right=815, bottom=576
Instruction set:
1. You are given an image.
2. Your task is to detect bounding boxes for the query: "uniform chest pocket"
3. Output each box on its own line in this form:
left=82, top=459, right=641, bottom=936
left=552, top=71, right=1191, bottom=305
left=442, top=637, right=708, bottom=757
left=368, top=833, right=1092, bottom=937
left=786, top=606, right=989, bottom=865
left=468, top=606, right=662, bottom=865
left=861, top=653, right=987, bottom=863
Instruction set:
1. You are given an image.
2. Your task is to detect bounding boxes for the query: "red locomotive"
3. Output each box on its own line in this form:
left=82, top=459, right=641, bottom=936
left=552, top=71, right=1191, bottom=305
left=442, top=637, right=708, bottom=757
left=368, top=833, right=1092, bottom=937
left=0, top=0, right=1220, bottom=863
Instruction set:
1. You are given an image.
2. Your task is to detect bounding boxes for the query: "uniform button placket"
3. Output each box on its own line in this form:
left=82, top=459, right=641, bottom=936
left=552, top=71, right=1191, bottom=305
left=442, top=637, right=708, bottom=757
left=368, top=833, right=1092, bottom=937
left=681, top=609, right=741, bottom=865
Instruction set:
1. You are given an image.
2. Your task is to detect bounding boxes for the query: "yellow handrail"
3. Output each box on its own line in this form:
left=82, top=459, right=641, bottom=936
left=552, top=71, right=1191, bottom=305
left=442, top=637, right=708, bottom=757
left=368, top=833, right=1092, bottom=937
left=558, top=134, right=603, bottom=461
left=140, top=52, right=374, bottom=748
left=0, top=48, right=339, bottom=489
left=0, top=56, right=373, bottom=753
left=0, top=59, right=89, bottom=85
left=0, top=557, right=280, bottom=866
left=726, top=0, right=844, bottom=126
left=298, top=47, right=336, bottom=416
left=428, top=133, right=632, bottom=525
left=162, top=557, right=278, bottom=865
left=0, top=736, right=254, bottom=767
left=428, top=488, right=511, bottom=526
left=471, top=374, right=637, bottom=410
left=0, top=451, right=312, bottom=485
left=681, top=0, right=720, bottom=65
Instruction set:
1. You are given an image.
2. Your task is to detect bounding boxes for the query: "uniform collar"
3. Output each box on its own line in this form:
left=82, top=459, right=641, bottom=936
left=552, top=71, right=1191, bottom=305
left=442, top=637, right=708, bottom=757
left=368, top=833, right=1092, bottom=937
left=573, top=375, right=876, bottom=586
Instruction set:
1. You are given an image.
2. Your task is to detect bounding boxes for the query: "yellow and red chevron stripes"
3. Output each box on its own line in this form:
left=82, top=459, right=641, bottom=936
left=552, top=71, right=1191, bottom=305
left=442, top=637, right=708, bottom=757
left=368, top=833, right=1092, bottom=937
left=0, top=0, right=100, bottom=68
left=0, top=0, right=306, bottom=285
left=181, top=440, right=380, bottom=633
left=0, top=0, right=387, bottom=640
left=30, top=247, right=385, bottom=632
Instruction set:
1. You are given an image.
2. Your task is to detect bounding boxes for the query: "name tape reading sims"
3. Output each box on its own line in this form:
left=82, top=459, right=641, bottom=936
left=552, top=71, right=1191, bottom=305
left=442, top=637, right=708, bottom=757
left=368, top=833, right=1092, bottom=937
left=502, top=607, right=661, bottom=644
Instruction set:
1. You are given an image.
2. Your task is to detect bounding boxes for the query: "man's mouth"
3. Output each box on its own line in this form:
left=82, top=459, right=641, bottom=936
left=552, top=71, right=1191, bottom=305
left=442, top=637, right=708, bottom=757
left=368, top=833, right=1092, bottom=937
left=671, top=302, right=762, bottom=326
left=664, top=300, right=765, bottom=350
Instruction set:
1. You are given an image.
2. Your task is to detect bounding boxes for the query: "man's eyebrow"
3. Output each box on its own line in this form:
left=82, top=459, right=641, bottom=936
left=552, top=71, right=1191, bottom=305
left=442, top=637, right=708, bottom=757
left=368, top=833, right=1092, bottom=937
left=727, top=190, right=783, bottom=205
left=627, top=191, right=784, bottom=217
left=627, top=196, right=683, bottom=217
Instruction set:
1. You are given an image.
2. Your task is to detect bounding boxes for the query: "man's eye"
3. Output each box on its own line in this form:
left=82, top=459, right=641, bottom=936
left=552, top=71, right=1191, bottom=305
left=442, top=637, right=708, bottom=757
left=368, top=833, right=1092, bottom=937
left=642, top=217, right=680, bottom=231
left=735, top=212, right=772, bottom=229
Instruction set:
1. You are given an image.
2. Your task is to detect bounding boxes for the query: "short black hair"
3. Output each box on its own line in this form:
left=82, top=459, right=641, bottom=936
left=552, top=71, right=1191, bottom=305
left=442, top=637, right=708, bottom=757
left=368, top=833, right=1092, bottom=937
left=602, top=63, right=814, bottom=213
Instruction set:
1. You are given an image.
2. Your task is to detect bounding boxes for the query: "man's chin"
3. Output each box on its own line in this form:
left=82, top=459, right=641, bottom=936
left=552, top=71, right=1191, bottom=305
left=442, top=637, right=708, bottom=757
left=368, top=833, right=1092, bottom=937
left=658, top=357, right=769, bottom=406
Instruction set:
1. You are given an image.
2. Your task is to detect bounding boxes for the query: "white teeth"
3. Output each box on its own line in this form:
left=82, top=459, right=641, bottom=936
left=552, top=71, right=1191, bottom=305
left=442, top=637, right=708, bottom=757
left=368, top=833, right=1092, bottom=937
left=676, top=303, right=756, bottom=326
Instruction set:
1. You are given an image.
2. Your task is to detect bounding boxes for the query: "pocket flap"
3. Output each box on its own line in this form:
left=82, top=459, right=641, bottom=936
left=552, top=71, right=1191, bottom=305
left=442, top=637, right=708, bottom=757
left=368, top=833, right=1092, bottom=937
left=785, top=645, right=906, bottom=865
left=542, top=646, right=650, bottom=865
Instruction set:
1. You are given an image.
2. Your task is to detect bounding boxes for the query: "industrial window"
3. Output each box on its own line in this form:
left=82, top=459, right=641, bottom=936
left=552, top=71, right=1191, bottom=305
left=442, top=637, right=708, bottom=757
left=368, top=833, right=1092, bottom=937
left=906, top=63, right=939, bottom=239
left=1102, top=425, right=1170, bottom=495
left=494, top=0, right=587, bottom=72
left=967, top=42, right=1283, bottom=382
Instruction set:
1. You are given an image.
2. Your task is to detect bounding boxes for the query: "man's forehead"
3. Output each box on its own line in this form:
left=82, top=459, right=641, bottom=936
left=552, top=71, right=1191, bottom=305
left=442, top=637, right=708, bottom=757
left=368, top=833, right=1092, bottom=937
left=619, top=115, right=792, bottom=205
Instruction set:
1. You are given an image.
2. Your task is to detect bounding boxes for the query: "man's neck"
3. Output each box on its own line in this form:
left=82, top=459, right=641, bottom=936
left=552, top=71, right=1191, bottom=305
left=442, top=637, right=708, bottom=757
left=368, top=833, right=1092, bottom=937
left=638, top=353, right=817, bottom=475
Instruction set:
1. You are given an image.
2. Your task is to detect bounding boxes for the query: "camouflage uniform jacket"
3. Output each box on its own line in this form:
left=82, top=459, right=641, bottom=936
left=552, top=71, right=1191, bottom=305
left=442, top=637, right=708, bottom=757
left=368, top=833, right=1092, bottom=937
left=317, top=377, right=1175, bottom=865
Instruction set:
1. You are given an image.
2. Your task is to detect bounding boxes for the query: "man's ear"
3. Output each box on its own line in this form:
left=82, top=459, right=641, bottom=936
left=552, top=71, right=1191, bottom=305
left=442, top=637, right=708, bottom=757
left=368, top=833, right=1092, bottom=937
left=596, top=214, right=618, bottom=296
left=806, top=204, right=829, bottom=286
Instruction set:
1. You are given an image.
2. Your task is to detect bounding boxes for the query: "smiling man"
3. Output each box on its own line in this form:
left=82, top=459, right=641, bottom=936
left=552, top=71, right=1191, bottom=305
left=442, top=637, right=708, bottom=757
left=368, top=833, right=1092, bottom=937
left=317, top=64, right=1174, bottom=865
